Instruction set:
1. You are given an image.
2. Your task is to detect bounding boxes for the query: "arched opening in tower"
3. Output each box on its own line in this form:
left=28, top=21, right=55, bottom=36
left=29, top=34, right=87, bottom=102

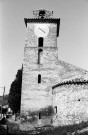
left=38, top=37, right=43, bottom=47
left=38, top=74, right=41, bottom=83
left=38, top=48, right=43, bottom=64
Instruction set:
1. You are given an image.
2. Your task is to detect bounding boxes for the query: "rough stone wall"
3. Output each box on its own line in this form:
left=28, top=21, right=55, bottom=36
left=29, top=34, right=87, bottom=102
left=23, top=47, right=58, bottom=70
left=25, top=23, right=57, bottom=47
left=20, top=21, right=88, bottom=131
left=21, top=22, right=58, bottom=126
left=52, top=84, right=88, bottom=126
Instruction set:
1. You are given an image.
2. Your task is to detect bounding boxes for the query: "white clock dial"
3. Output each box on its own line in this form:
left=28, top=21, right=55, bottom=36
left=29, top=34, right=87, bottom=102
left=34, top=24, right=49, bottom=37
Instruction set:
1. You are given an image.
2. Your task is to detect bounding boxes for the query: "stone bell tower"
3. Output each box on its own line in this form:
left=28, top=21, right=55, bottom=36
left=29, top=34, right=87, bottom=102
left=20, top=10, right=60, bottom=126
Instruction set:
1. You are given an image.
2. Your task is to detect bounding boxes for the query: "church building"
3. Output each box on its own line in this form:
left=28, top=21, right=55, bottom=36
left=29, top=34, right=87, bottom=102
left=20, top=10, right=88, bottom=131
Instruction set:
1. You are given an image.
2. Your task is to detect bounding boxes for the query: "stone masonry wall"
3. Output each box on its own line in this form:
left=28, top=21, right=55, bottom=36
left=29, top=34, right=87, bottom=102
left=21, top=22, right=58, bottom=123
left=20, top=20, right=88, bottom=131
left=53, top=84, right=88, bottom=126
left=25, top=23, right=57, bottom=47
left=23, top=47, right=58, bottom=70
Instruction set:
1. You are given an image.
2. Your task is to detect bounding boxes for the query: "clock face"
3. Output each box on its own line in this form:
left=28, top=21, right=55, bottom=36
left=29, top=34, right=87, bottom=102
left=34, top=24, right=49, bottom=37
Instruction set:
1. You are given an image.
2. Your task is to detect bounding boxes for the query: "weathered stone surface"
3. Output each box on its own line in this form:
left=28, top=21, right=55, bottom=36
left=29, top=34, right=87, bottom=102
left=20, top=19, right=88, bottom=131
left=25, top=23, right=57, bottom=47
left=53, top=84, right=88, bottom=126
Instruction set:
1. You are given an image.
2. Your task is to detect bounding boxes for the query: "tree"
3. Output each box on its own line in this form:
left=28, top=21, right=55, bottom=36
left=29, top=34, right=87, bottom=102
left=8, top=68, right=22, bottom=114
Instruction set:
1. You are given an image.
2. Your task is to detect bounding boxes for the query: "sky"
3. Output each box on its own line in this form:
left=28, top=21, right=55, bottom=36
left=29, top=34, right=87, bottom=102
left=0, top=0, right=88, bottom=95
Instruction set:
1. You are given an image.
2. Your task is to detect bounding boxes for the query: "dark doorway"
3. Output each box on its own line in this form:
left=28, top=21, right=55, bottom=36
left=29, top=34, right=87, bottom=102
left=38, top=37, right=43, bottom=47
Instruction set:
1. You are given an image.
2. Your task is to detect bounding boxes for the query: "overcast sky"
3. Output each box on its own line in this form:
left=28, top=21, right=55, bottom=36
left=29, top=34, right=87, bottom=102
left=0, top=0, right=88, bottom=95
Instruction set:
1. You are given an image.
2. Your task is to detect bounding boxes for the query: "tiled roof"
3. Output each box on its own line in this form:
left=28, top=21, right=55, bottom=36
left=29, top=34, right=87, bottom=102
left=52, top=80, right=88, bottom=89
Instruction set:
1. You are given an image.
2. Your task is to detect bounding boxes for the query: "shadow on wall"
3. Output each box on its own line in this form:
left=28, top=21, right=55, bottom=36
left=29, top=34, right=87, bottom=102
left=34, top=120, right=88, bottom=135
left=21, top=106, right=54, bottom=123
left=17, top=120, right=88, bottom=135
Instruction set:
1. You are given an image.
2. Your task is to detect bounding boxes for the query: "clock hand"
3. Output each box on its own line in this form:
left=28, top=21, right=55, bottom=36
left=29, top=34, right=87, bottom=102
left=38, top=27, right=45, bottom=33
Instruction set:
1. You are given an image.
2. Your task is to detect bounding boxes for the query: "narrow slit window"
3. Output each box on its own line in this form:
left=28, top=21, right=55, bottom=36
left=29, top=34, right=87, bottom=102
left=38, top=37, right=43, bottom=47
left=38, top=74, right=41, bottom=83
left=38, top=49, right=43, bottom=64
left=39, top=112, right=41, bottom=119
left=54, top=106, right=57, bottom=113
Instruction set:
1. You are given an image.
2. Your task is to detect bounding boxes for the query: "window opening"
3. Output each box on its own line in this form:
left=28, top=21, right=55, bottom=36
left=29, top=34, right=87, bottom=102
left=38, top=49, right=43, bottom=64
left=38, top=74, right=41, bottom=83
left=54, top=106, right=57, bottom=113
left=39, top=112, right=41, bottom=119
left=38, top=37, right=43, bottom=47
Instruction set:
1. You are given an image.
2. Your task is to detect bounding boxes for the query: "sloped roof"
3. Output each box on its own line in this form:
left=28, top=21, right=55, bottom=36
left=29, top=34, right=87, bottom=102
left=52, top=59, right=88, bottom=89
